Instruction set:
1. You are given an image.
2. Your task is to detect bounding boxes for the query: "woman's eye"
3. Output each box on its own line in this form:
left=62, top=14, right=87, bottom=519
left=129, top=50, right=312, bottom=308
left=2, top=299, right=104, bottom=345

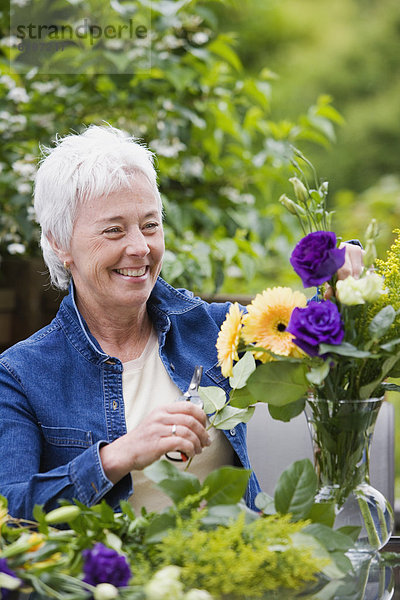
left=104, top=227, right=122, bottom=234
left=144, top=222, right=159, bottom=231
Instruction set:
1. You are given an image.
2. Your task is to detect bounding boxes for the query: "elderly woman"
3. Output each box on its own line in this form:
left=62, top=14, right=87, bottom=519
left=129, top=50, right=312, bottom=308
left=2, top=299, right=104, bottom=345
left=0, top=126, right=363, bottom=520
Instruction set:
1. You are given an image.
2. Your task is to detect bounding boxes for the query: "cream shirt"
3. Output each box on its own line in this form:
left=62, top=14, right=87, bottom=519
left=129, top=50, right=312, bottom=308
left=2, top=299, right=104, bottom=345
left=122, top=328, right=234, bottom=513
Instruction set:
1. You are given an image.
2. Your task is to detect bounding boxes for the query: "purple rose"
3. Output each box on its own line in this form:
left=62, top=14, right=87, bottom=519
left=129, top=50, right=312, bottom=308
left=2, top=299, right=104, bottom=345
left=0, top=558, right=20, bottom=600
left=82, top=543, right=131, bottom=588
left=287, top=300, right=344, bottom=357
left=290, top=231, right=346, bottom=288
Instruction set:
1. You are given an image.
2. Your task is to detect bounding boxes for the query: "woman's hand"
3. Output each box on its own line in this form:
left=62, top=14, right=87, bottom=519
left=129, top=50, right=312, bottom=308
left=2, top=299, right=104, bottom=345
left=325, top=242, right=364, bottom=299
left=336, top=242, right=364, bottom=281
left=99, top=402, right=211, bottom=484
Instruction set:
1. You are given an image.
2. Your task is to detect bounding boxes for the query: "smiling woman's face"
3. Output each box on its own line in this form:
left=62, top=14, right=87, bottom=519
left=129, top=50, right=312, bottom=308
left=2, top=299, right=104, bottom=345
left=62, top=174, right=164, bottom=318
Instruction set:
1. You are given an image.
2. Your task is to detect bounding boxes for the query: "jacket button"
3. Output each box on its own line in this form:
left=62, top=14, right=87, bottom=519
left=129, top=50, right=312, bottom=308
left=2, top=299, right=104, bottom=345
left=112, top=401, right=118, bottom=410
left=170, top=363, right=175, bottom=371
left=106, top=359, right=116, bottom=365
left=230, top=428, right=236, bottom=436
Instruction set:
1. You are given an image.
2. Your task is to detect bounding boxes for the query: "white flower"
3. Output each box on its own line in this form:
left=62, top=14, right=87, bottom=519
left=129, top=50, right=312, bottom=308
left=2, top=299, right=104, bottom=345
left=105, top=39, right=124, bottom=50
left=183, top=157, right=204, bottom=178
left=150, top=138, right=186, bottom=158
left=336, top=276, right=365, bottom=305
left=337, top=273, right=386, bottom=305
left=0, top=75, right=16, bottom=89
left=31, top=81, right=57, bottom=94
left=93, top=583, right=119, bottom=600
left=162, top=100, right=174, bottom=111
left=1, top=36, right=19, bottom=48
left=12, top=0, right=30, bottom=6
left=12, top=160, right=36, bottom=178
left=54, top=85, right=68, bottom=97
left=358, top=272, right=386, bottom=303
left=191, top=32, right=209, bottom=45
left=10, top=115, right=27, bottom=128
left=7, top=87, right=30, bottom=103
left=26, top=67, right=39, bottom=79
left=184, top=590, right=214, bottom=600
left=145, top=566, right=184, bottom=600
left=27, top=206, right=36, bottom=221
left=7, top=243, right=26, bottom=255
left=17, top=182, right=32, bottom=195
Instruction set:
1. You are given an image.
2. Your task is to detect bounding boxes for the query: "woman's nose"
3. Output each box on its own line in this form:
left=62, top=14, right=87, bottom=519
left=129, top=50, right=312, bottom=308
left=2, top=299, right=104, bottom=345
left=125, top=230, right=150, bottom=257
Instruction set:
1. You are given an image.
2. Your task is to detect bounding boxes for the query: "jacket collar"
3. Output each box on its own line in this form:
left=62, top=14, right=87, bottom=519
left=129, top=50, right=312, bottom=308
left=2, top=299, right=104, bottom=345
left=57, top=277, right=202, bottom=364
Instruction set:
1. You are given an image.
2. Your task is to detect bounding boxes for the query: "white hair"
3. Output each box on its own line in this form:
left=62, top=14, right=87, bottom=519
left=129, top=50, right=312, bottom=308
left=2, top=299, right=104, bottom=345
left=34, top=124, right=162, bottom=290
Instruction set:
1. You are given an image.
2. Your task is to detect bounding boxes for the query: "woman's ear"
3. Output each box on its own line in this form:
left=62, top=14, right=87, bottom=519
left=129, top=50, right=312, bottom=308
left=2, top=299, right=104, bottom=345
left=47, top=234, right=73, bottom=266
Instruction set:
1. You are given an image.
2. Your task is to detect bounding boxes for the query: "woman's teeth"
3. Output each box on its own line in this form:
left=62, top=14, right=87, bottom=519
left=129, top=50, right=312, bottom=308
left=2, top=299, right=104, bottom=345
left=116, top=267, right=146, bottom=277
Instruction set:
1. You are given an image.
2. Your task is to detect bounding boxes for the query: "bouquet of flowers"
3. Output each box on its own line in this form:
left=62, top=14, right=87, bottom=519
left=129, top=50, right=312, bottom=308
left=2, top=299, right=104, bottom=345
left=199, top=154, right=400, bottom=551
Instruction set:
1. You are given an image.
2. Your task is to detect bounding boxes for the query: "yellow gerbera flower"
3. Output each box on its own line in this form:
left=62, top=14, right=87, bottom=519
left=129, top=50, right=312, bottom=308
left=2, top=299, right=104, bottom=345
left=242, top=287, right=307, bottom=362
left=216, top=302, right=244, bottom=377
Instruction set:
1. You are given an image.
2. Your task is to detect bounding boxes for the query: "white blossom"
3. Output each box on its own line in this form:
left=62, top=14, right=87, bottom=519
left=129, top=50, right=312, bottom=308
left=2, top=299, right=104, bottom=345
left=31, top=81, right=57, bottom=94
left=26, top=67, right=39, bottom=79
left=0, top=75, right=16, bottom=89
left=7, top=243, right=26, bottom=255
left=162, top=100, right=174, bottom=111
left=184, top=590, right=214, bottom=600
left=145, top=566, right=184, bottom=600
left=183, top=157, right=204, bottom=178
left=12, top=159, right=36, bottom=179
left=27, top=206, right=36, bottom=221
left=358, top=272, right=386, bottom=302
left=7, top=87, right=30, bottom=103
left=151, top=138, right=186, bottom=158
left=17, top=182, right=32, bottom=195
left=336, top=276, right=365, bottom=305
left=105, top=39, right=124, bottom=50
left=54, top=85, right=70, bottom=97
left=93, top=583, right=119, bottom=600
left=191, top=32, right=209, bottom=45
left=1, top=36, right=19, bottom=48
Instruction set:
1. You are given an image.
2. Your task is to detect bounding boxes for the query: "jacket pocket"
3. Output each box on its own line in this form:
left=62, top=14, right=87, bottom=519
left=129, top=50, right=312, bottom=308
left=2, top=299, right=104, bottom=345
left=41, top=425, right=93, bottom=448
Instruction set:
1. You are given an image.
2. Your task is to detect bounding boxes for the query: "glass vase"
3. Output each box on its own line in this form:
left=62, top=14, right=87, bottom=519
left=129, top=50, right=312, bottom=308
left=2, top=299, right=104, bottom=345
left=305, top=396, right=394, bottom=555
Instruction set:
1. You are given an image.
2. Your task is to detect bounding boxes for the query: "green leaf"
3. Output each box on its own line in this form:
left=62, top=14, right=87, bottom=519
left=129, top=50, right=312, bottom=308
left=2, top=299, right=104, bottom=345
left=255, top=492, right=275, bottom=515
left=307, top=502, right=335, bottom=527
left=229, top=351, right=256, bottom=390
left=144, top=513, right=176, bottom=544
left=369, top=305, right=396, bottom=339
left=336, top=525, right=362, bottom=543
left=246, top=362, right=308, bottom=406
left=268, top=397, right=305, bottom=422
left=229, top=385, right=256, bottom=409
left=290, top=531, right=347, bottom=579
left=144, top=460, right=201, bottom=504
left=319, top=342, right=371, bottom=358
left=359, top=349, right=400, bottom=398
left=200, top=504, right=243, bottom=527
left=199, top=386, right=227, bottom=413
left=306, top=360, right=330, bottom=385
left=212, top=405, right=255, bottom=429
left=380, top=337, right=400, bottom=351
left=208, top=37, right=242, bottom=72
left=304, top=523, right=356, bottom=552
left=202, top=466, right=251, bottom=506
left=274, top=459, right=317, bottom=520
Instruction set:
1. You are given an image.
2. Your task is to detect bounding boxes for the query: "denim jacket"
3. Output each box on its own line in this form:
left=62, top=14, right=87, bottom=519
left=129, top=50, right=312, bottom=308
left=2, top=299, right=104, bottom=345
left=0, top=277, right=261, bottom=519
